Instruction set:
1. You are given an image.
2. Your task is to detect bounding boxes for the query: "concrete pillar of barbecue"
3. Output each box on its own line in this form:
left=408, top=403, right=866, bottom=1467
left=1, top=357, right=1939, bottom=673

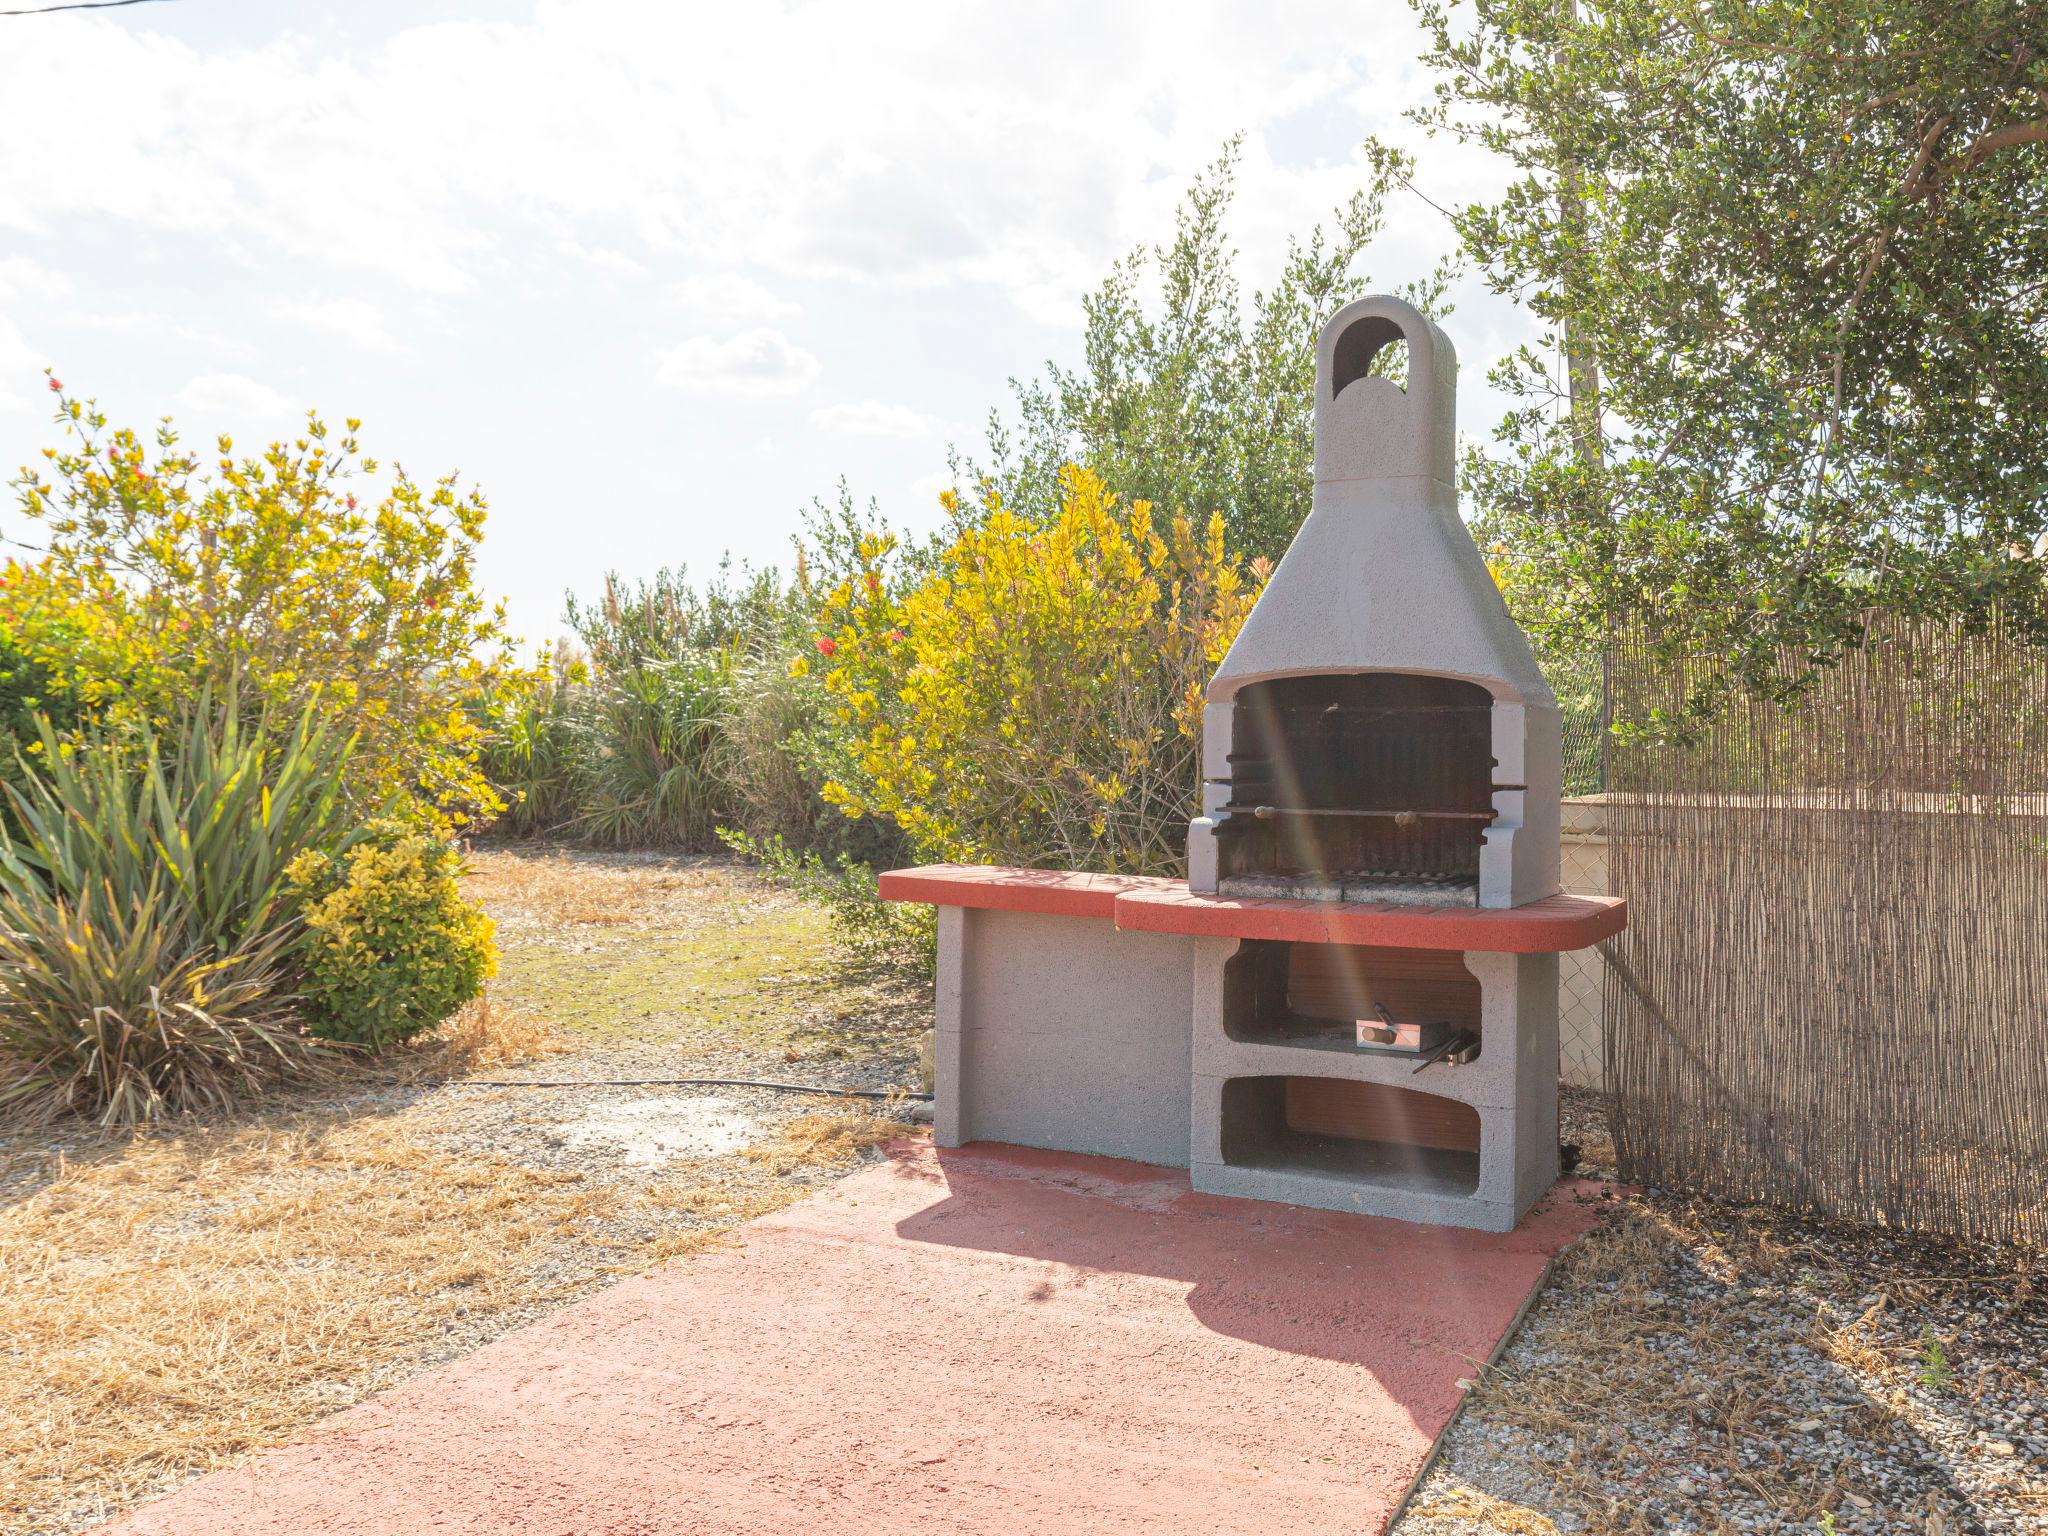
left=1188, top=294, right=1562, bottom=909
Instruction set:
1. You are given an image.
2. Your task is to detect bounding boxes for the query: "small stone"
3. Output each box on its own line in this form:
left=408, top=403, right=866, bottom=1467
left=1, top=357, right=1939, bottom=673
left=1843, top=1492, right=1873, bottom=1510
left=1987, top=1440, right=2016, bottom=1456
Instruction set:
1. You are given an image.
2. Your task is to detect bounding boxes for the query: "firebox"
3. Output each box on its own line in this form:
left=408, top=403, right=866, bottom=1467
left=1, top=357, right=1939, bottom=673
left=1215, top=672, right=1497, bottom=905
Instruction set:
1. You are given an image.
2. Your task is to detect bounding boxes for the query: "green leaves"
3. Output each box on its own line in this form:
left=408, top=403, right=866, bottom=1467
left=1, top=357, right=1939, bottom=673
left=1419, top=0, right=2048, bottom=723
left=290, top=829, right=495, bottom=1051
left=9, top=388, right=522, bottom=830
left=961, top=137, right=1452, bottom=562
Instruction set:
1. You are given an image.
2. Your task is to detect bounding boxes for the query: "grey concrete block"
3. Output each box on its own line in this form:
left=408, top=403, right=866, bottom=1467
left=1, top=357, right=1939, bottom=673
left=943, top=908, right=1194, bottom=1169
left=1195, top=1035, right=1511, bottom=1108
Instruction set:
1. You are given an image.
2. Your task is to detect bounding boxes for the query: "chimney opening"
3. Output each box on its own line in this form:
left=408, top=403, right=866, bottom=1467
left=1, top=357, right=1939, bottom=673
left=1330, top=315, right=1408, bottom=398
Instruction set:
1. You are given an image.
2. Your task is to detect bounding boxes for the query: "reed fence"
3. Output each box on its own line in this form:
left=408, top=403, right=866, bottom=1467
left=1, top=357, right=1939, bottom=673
left=1600, top=619, right=2048, bottom=1246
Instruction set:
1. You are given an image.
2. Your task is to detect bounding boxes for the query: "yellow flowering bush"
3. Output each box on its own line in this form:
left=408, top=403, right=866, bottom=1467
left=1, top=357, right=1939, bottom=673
left=10, top=379, right=525, bottom=829
left=807, top=465, right=1265, bottom=874
left=287, top=831, right=497, bottom=1049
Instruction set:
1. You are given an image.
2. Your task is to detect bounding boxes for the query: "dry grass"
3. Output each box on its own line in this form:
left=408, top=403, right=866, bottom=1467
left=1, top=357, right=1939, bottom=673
left=0, top=1087, right=922, bottom=1533
left=1455, top=1202, right=1823, bottom=1529
left=1410, top=1492, right=1560, bottom=1534
left=0, top=843, right=928, bottom=1534
left=741, top=1099, right=920, bottom=1176
left=374, top=994, right=570, bottom=1082
left=622, top=1102, right=919, bottom=1266
left=0, top=1112, right=620, bottom=1532
left=1433, top=1193, right=2045, bottom=1534
left=460, top=844, right=783, bottom=931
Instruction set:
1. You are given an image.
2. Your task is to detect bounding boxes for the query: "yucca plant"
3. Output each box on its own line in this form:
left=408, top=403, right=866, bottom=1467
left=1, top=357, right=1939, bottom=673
left=0, top=882, right=298, bottom=1125
left=0, top=696, right=362, bottom=1125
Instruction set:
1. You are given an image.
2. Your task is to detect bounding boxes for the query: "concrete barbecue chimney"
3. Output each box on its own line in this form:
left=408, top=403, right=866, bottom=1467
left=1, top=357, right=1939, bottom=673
left=1188, top=294, right=1562, bottom=910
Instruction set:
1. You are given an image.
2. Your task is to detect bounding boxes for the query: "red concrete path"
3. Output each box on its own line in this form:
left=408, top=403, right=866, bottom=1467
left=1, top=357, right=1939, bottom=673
left=100, top=1142, right=1606, bottom=1536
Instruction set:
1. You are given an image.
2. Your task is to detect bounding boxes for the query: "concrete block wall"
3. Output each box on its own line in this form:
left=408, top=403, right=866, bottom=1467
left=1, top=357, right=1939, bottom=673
left=933, top=906, right=1196, bottom=1168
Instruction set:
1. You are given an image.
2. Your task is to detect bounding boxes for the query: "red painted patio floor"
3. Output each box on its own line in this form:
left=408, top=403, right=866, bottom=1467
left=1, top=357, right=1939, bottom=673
left=99, top=1141, right=1606, bottom=1536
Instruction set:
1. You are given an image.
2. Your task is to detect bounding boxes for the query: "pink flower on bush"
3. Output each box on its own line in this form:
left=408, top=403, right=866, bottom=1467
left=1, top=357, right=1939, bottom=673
left=47, top=377, right=62, bottom=393
left=887, top=628, right=905, bottom=643
left=815, top=636, right=838, bottom=656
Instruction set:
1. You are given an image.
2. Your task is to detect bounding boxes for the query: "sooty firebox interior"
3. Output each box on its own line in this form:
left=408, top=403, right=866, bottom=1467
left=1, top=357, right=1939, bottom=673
left=1216, top=672, right=1496, bottom=905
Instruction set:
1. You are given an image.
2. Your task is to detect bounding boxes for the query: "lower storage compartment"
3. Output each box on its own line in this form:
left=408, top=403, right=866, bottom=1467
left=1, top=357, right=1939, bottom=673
left=1217, top=1075, right=1481, bottom=1198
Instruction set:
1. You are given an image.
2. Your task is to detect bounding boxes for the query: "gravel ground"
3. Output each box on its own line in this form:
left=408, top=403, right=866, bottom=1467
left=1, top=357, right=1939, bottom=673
left=1394, top=1089, right=2046, bottom=1535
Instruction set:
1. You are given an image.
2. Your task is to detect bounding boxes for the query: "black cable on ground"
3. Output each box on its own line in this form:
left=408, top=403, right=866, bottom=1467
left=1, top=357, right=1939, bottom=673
left=452, top=1076, right=933, bottom=1101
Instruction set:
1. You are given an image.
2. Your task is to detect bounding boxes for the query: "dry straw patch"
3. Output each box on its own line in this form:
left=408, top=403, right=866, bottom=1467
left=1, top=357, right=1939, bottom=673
left=461, top=845, right=783, bottom=932
left=741, top=1100, right=919, bottom=1177
left=0, top=1085, right=920, bottom=1532
left=630, top=1101, right=921, bottom=1265
left=0, top=1112, right=618, bottom=1533
left=1410, top=1492, right=1560, bottom=1534
left=373, top=994, right=570, bottom=1082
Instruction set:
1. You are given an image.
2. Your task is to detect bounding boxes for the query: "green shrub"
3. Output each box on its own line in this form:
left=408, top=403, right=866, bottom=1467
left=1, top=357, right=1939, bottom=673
left=12, top=387, right=524, bottom=830
left=480, top=646, right=589, bottom=837
left=569, top=654, right=734, bottom=848
left=290, top=832, right=497, bottom=1049
left=0, top=700, right=359, bottom=1125
left=806, top=466, right=1263, bottom=875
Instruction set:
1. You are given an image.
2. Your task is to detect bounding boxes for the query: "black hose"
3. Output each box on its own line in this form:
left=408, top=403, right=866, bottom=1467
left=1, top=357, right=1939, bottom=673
left=451, top=1075, right=933, bottom=1102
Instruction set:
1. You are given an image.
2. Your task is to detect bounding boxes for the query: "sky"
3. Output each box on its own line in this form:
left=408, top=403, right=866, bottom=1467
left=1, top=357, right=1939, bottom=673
left=0, top=0, right=1531, bottom=647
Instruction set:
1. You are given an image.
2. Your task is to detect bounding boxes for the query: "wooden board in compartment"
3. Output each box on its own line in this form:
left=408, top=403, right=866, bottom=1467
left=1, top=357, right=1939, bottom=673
left=1282, top=1077, right=1481, bottom=1154
left=1286, top=943, right=1480, bottom=1030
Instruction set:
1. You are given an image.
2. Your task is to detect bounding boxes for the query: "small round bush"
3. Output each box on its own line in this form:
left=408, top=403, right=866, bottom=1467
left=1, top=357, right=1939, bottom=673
left=289, top=831, right=497, bottom=1050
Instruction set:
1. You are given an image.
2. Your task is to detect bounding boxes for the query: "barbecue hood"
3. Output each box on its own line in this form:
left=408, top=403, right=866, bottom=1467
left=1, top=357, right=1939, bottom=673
left=1188, top=295, right=1562, bottom=909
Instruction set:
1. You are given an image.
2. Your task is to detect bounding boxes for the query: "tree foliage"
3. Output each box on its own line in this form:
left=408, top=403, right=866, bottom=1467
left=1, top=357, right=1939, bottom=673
left=1415, top=0, right=2048, bottom=718
left=9, top=384, right=521, bottom=823
left=964, top=138, right=1451, bottom=560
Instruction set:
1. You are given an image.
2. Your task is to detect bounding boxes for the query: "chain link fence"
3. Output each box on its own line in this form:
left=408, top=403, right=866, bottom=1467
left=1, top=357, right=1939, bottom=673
left=1541, top=645, right=1610, bottom=1087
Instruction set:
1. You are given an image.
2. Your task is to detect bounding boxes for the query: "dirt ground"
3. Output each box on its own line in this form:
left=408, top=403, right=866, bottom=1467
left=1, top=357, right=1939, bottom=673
left=0, top=844, right=929, bottom=1536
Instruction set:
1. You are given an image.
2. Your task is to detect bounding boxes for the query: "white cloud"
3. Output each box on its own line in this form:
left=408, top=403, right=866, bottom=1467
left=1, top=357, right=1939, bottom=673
left=267, top=296, right=407, bottom=354
left=174, top=371, right=295, bottom=426
left=0, top=256, right=70, bottom=304
left=809, top=399, right=937, bottom=439
left=907, top=466, right=960, bottom=512
left=0, top=1, right=1493, bottom=324
left=0, top=318, right=55, bottom=417
left=665, top=271, right=801, bottom=325
left=655, top=328, right=820, bottom=397
left=563, top=241, right=647, bottom=278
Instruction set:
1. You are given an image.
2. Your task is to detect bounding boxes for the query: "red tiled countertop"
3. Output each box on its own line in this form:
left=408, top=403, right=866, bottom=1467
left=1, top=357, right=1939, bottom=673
left=877, top=864, right=1625, bottom=953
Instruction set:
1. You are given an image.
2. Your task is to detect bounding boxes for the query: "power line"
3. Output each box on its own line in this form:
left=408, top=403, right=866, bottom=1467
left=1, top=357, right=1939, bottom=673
left=0, top=0, right=171, bottom=15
